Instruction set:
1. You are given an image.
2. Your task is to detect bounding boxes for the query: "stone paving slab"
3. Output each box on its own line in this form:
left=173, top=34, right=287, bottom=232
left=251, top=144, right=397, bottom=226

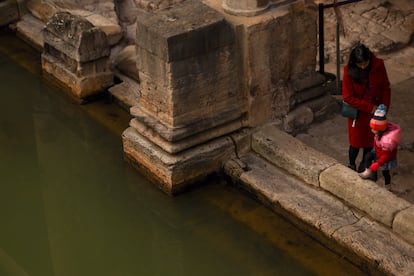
left=320, top=164, right=411, bottom=227
left=333, top=217, right=414, bottom=276
left=251, top=123, right=337, bottom=187
left=316, top=0, right=414, bottom=62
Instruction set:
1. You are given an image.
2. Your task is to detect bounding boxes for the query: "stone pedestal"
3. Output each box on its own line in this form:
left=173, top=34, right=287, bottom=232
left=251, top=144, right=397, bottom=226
left=122, top=0, right=247, bottom=194
left=41, top=12, right=113, bottom=100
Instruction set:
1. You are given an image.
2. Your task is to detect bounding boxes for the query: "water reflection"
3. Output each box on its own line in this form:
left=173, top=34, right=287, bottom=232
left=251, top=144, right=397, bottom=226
left=0, top=35, right=363, bottom=276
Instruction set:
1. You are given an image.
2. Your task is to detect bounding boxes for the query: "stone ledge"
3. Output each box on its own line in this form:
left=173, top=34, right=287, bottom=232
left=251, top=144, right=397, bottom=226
left=393, top=206, right=414, bottom=247
left=15, top=14, right=44, bottom=51
left=252, top=122, right=337, bottom=186
left=247, top=122, right=414, bottom=249
left=320, top=164, right=411, bottom=228
left=224, top=152, right=414, bottom=275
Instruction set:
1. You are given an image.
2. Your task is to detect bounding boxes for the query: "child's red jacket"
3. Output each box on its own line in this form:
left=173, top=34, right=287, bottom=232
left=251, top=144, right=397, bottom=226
left=369, top=122, right=401, bottom=171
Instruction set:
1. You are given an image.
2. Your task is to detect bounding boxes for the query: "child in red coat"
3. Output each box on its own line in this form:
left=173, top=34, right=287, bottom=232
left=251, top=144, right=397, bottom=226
left=359, top=104, right=401, bottom=190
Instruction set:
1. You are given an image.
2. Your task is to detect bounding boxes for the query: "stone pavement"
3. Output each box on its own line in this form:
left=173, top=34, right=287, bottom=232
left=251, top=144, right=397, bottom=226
left=315, top=0, right=414, bottom=63
left=297, top=0, right=414, bottom=203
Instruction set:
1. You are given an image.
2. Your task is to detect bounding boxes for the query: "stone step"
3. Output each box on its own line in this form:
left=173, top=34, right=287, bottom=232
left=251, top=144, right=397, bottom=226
left=15, top=14, right=45, bottom=51
left=224, top=152, right=414, bottom=275
left=108, top=73, right=141, bottom=110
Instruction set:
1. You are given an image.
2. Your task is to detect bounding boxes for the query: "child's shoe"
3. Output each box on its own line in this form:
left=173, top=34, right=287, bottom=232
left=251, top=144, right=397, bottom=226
left=358, top=168, right=377, bottom=181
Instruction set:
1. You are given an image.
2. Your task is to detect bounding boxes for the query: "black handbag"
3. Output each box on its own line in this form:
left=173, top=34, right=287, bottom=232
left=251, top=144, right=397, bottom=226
left=341, top=101, right=358, bottom=119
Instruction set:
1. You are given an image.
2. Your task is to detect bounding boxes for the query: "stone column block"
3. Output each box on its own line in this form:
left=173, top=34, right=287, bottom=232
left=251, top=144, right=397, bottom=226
left=41, top=12, right=113, bottom=100
left=134, top=0, right=245, bottom=144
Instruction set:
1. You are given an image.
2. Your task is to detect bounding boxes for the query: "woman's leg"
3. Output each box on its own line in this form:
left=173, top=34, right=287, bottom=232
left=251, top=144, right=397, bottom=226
left=360, top=151, right=377, bottom=181
left=359, top=147, right=373, bottom=172
left=348, top=145, right=359, bottom=170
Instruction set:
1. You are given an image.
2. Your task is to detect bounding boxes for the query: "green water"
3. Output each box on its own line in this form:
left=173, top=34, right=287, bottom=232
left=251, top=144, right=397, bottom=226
left=0, top=33, right=364, bottom=276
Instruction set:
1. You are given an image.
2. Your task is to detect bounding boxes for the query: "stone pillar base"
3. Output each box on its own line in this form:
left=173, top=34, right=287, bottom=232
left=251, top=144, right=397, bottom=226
left=122, top=127, right=236, bottom=195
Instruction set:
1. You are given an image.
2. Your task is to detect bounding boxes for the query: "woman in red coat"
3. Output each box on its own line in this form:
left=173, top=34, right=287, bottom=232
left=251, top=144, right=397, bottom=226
left=342, top=43, right=391, bottom=172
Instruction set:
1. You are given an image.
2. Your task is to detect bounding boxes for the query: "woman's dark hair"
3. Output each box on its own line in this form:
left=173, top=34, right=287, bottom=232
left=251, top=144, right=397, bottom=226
left=350, top=43, right=371, bottom=64
left=347, top=43, right=372, bottom=83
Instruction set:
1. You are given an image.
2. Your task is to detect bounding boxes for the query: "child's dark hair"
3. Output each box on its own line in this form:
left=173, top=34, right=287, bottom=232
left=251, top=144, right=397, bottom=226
left=347, top=43, right=372, bottom=83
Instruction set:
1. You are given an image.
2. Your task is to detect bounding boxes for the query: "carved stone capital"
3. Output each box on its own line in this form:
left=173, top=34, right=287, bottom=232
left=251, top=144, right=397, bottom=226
left=222, top=0, right=270, bottom=16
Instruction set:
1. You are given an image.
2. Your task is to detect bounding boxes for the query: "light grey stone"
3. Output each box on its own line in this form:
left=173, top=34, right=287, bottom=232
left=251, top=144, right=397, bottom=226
left=332, top=217, right=414, bottom=276
left=320, top=164, right=412, bottom=227
left=393, top=206, right=414, bottom=247
left=252, top=123, right=337, bottom=186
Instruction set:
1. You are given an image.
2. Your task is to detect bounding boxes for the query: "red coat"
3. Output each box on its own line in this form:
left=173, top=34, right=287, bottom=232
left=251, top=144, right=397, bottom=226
left=342, top=54, right=391, bottom=148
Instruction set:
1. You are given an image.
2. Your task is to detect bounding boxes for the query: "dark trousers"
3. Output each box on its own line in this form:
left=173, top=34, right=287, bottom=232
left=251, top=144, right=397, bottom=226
left=362, top=150, right=391, bottom=185
left=348, top=146, right=372, bottom=172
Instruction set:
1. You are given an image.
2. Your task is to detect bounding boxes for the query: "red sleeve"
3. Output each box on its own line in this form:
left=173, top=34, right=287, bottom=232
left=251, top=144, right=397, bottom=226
left=369, top=150, right=393, bottom=172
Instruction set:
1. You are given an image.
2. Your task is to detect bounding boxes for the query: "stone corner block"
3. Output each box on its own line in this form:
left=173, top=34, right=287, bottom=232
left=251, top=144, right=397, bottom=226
left=320, top=164, right=412, bottom=227
left=44, top=12, right=110, bottom=62
left=135, top=0, right=234, bottom=62
left=251, top=123, right=337, bottom=186
left=393, top=206, right=414, bottom=246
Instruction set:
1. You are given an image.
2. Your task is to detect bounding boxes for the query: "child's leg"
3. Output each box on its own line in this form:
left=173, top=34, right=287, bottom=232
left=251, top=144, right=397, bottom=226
left=382, top=170, right=391, bottom=185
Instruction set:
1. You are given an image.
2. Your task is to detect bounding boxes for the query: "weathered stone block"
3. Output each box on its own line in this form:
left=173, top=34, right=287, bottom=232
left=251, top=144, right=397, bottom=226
left=15, top=14, right=45, bottom=51
left=238, top=0, right=317, bottom=127
left=136, top=0, right=234, bottom=62
left=134, top=0, right=244, bottom=143
left=320, top=164, right=412, bottom=227
left=393, top=206, right=414, bottom=246
left=129, top=117, right=243, bottom=154
left=42, top=11, right=113, bottom=99
left=44, top=12, right=110, bottom=62
left=122, top=127, right=235, bottom=195
left=130, top=105, right=244, bottom=143
left=252, top=123, right=337, bottom=186
left=42, top=53, right=113, bottom=99
left=332, top=217, right=414, bottom=275
left=0, top=0, right=19, bottom=26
